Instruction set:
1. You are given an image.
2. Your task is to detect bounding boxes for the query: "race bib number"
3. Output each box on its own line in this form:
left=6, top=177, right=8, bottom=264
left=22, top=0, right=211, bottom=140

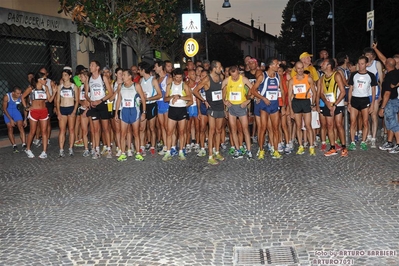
left=61, top=89, right=73, bottom=98
left=278, top=90, right=282, bottom=98
left=325, top=92, right=335, bottom=103
left=266, top=91, right=278, bottom=100
left=92, top=88, right=102, bottom=97
left=293, top=84, right=306, bottom=94
left=34, top=90, right=47, bottom=100
left=212, top=90, right=222, bottom=101
left=123, top=98, right=133, bottom=107
left=80, top=90, right=86, bottom=101
left=230, top=91, right=242, bottom=101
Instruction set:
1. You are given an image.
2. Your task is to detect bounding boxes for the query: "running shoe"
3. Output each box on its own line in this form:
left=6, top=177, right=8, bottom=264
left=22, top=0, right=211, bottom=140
left=145, top=143, right=151, bottom=151
left=82, top=150, right=90, bottom=157
left=162, top=152, right=172, bottom=161
left=233, top=150, right=243, bottom=159
left=389, top=144, right=399, bottom=154
left=214, top=153, right=225, bottom=161
left=170, top=147, right=178, bottom=156
left=228, top=147, right=235, bottom=155
left=25, top=149, right=35, bottom=158
left=158, top=148, right=167, bottom=156
left=277, top=143, right=284, bottom=153
left=100, top=146, right=107, bottom=155
left=239, top=146, right=246, bottom=155
left=69, top=148, right=74, bottom=156
left=115, top=149, right=122, bottom=157
left=150, top=147, right=156, bottom=156
left=117, top=154, right=127, bottom=162
left=92, top=152, right=100, bottom=159
left=258, top=149, right=265, bottom=160
left=272, top=150, right=282, bottom=159
left=38, top=151, right=47, bottom=159
left=186, top=144, right=192, bottom=153
left=341, top=148, right=348, bottom=157
left=74, top=139, right=84, bottom=147
left=22, top=144, right=27, bottom=151
left=348, top=142, right=356, bottom=151
left=178, top=151, right=186, bottom=160
left=127, top=150, right=133, bottom=157
left=334, top=142, right=342, bottom=151
left=208, top=157, right=219, bottom=165
left=371, top=138, right=376, bottom=148
left=197, top=149, right=206, bottom=157
left=13, top=145, right=19, bottom=153
left=33, top=139, right=41, bottom=147
left=59, top=149, right=65, bottom=158
left=379, top=142, right=394, bottom=151
left=284, top=146, right=291, bottom=154
left=309, top=146, right=316, bottom=156
left=360, top=141, right=368, bottom=151
left=135, top=153, right=144, bottom=161
left=296, top=145, right=305, bottom=155
left=106, top=150, right=112, bottom=158
left=324, top=148, right=337, bottom=157
left=194, top=143, right=200, bottom=153
left=140, top=146, right=147, bottom=156
left=247, top=151, right=253, bottom=160
left=220, top=143, right=227, bottom=150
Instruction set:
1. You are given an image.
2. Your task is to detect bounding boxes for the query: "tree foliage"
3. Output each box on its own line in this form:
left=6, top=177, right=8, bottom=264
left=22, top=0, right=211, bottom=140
left=59, top=0, right=178, bottom=68
left=277, top=0, right=399, bottom=62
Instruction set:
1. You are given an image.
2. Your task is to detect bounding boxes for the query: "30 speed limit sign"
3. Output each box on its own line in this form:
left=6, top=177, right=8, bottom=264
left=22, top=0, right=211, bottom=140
left=184, top=38, right=199, bottom=57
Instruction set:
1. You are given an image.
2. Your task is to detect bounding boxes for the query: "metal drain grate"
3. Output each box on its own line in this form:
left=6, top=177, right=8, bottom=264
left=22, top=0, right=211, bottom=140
left=234, top=246, right=298, bottom=265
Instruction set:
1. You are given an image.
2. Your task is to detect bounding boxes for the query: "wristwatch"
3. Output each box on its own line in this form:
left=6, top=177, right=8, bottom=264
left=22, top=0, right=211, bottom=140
left=143, top=111, right=147, bottom=114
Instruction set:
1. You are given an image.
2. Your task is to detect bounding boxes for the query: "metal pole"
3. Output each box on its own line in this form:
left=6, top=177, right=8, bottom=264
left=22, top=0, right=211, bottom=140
left=310, top=6, right=315, bottom=59
left=332, top=0, right=335, bottom=58
left=370, top=0, right=374, bottom=46
left=204, top=0, right=209, bottom=60
left=190, top=0, right=194, bottom=60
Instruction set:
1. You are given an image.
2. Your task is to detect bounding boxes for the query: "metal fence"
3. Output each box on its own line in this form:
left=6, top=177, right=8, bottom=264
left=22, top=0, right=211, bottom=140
left=0, top=23, right=71, bottom=116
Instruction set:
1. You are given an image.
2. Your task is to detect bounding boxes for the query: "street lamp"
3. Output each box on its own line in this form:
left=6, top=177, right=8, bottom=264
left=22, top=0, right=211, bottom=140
left=222, top=0, right=231, bottom=8
left=290, top=0, right=334, bottom=59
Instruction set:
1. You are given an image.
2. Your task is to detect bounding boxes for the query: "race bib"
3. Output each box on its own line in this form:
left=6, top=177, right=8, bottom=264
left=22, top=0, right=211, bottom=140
left=325, top=92, right=335, bottom=103
left=34, top=90, right=47, bottom=100
left=92, top=88, right=102, bottom=96
left=212, top=90, right=222, bottom=101
left=266, top=91, right=278, bottom=100
left=61, top=89, right=73, bottom=98
left=293, top=84, right=306, bottom=94
left=123, top=98, right=133, bottom=107
left=278, top=90, right=282, bottom=98
left=230, top=91, right=242, bottom=101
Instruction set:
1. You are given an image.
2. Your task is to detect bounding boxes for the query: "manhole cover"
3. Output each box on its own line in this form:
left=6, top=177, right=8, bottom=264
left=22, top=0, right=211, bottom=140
left=234, top=246, right=298, bottom=265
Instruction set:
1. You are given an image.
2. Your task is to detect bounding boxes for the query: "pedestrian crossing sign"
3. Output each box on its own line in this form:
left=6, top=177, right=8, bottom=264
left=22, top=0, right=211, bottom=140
left=182, top=13, right=201, bottom=33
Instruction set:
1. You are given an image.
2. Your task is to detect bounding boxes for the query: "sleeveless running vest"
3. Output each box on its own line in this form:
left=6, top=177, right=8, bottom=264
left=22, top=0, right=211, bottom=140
left=89, top=75, right=105, bottom=101
left=60, top=84, right=75, bottom=99
left=323, top=72, right=344, bottom=106
left=205, top=74, right=224, bottom=111
left=169, top=82, right=187, bottom=107
left=7, top=92, right=21, bottom=111
left=226, top=75, right=247, bottom=105
left=120, top=83, right=140, bottom=108
left=292, top=74, right=311, bottom=99
left=259, top=72, right=280, bottom=102
left=141, top=76, right=157, bottom=104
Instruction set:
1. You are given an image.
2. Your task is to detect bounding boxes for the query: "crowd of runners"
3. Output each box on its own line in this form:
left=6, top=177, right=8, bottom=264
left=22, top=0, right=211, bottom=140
left=3, top=42, right=399, bottom=164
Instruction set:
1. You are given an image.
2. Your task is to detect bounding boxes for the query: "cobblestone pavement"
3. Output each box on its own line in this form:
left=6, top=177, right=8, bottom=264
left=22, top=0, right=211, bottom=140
left=0, top=139, right=398, bottom=266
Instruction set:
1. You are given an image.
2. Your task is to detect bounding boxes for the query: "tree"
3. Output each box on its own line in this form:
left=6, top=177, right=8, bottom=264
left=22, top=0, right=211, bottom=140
left=121, top=29, right=152, bottom=63
left=59, top=0, right=177, bottom=70
left=278, top=0, right=399, bottom=62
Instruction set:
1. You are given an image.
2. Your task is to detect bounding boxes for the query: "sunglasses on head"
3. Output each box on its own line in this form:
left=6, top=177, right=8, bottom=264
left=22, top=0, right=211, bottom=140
left=39, top=77, right=47, bottom=81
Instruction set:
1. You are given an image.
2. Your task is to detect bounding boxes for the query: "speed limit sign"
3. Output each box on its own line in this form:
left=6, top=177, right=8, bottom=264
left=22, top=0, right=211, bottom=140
left=184, top=38, right=199, bottom=57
